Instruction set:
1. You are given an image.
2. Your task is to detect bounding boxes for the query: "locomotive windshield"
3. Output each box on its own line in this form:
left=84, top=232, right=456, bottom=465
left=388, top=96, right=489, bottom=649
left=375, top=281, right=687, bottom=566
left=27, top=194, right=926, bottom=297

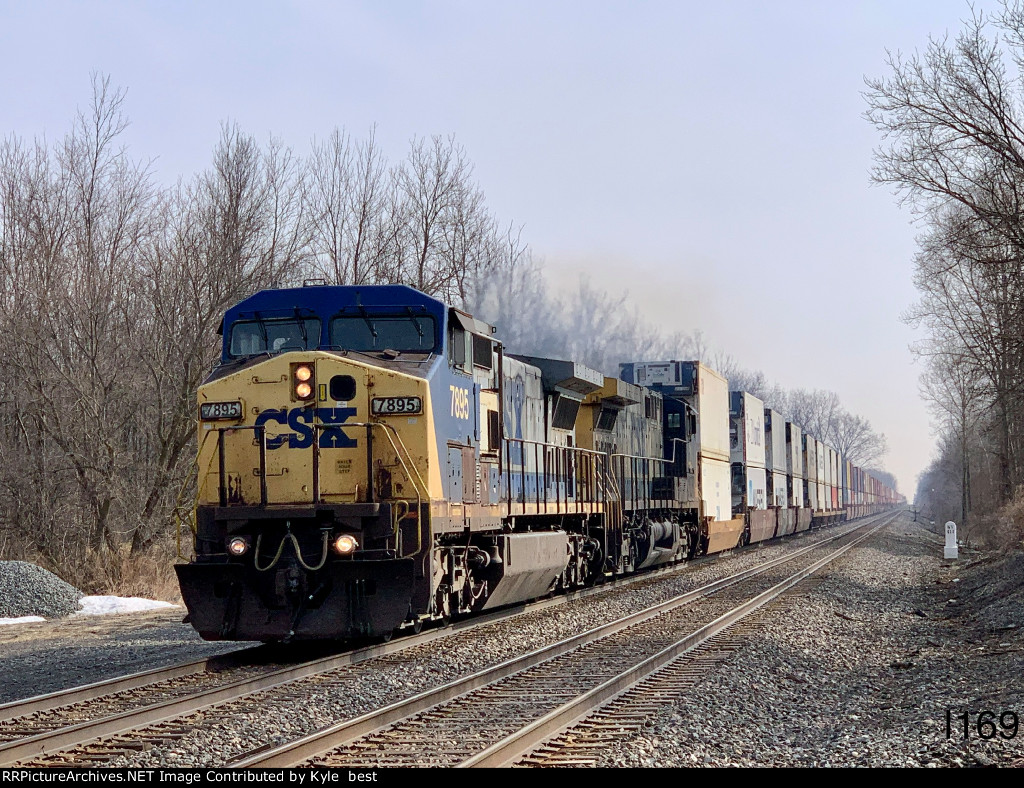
left=329, top=315, right=437, bottom=354
left=229, top=317, right=322, bottom=357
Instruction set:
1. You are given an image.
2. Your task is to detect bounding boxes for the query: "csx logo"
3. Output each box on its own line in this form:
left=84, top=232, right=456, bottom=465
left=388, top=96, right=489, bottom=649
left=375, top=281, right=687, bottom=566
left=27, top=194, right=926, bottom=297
left=254, top=408, right=357, bottom=449
left=450, top=385, right=470, bottom=420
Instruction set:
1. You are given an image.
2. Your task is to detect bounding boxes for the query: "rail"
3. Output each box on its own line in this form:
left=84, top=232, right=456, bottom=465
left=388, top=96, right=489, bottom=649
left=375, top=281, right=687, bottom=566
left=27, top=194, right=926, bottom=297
left=233, top=511, right=898, bottom=768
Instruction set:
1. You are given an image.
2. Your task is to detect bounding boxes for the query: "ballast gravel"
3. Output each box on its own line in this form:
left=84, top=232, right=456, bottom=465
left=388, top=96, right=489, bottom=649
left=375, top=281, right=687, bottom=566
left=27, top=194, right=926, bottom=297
left=0, top=561, right=83, bottom=619
left=90, top=521, right=897, bottom=768
left=594, top=517, right=1024, bottom=768
left=7, top=512, right=1022, bottom=768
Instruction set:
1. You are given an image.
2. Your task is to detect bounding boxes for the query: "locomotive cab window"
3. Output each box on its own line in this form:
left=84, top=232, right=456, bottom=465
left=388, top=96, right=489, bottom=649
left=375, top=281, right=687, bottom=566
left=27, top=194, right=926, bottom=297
left=448, top=325, right=471, bottom=373
left=229, top=317, right=321, bottom=358
left=472, top=334, right=493, bottom=370
left=330, top=315, right=436, bottom=354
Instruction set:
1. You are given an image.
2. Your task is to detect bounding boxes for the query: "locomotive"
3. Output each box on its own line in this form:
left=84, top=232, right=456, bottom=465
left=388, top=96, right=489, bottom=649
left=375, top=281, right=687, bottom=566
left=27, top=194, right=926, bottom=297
left=174, top=283, right=899, bottom=642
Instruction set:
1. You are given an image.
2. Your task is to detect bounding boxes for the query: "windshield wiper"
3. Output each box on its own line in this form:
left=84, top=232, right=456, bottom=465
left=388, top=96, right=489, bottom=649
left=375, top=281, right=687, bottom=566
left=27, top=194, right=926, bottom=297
left=357, top=305, right=378, bottom=346
left=252, top=313, right=269, bottom=348
left=405, top=306, right=425, bottom=345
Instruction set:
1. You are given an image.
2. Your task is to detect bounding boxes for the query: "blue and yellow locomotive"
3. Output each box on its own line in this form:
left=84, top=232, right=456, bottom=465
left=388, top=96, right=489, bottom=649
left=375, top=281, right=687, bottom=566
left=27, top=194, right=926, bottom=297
left=177, top=283, right=679, bottom=641
left=175, top=283, right=898, bottom=642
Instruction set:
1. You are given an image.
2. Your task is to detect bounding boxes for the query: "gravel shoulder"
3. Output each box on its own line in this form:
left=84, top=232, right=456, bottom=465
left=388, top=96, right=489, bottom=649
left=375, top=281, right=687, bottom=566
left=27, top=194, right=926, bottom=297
left=596, top=511, right=1024, bottom=768
left=0, top=608, right=236, bottom=704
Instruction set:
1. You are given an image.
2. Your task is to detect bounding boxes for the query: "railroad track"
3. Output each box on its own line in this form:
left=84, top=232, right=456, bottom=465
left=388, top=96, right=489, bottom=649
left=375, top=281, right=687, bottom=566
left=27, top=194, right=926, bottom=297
left=0, top=511, right=895, bottom=767
left=230, top=511, right=898, bottom=768
left=0, top=523, right=776, bottom=767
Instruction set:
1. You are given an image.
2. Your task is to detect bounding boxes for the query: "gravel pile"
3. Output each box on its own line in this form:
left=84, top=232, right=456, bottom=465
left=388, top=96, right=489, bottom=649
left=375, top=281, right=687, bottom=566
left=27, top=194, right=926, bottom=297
left=0, top=561, right=84, bottom=619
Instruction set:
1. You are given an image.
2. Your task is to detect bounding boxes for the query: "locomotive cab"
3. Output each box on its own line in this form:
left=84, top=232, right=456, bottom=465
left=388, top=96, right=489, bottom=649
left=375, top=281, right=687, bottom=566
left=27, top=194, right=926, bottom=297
left=176, top=284, right=464, bottom=641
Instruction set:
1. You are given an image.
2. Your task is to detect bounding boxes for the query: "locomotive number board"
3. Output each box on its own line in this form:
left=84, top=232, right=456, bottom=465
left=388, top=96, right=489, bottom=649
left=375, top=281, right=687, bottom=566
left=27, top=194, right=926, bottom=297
left=200, top=401, right=243, bottom=420
left=371, top=396, right=423, bottom=415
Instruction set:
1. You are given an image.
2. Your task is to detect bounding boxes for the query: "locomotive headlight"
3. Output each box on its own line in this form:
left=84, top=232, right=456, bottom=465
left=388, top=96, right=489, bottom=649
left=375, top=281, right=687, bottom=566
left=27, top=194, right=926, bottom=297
left=333, top=534, right=358, bottom=555
left=291, top=363, right=315, bottom=401
left=227, top=537, right=249, bottom=556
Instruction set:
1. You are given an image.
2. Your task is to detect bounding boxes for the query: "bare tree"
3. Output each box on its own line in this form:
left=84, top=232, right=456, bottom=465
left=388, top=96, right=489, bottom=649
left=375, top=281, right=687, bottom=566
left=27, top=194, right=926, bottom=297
left=866, top=2, right=1024, bottom=524
left=307, top=127, right=391, bottom=285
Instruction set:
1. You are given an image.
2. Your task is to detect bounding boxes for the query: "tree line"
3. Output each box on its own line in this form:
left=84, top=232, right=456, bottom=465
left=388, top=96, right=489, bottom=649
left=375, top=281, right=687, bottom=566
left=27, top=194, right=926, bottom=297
left=866, top=0, right=1024, bottom=547
left=0, top=75, right=890, bottom=592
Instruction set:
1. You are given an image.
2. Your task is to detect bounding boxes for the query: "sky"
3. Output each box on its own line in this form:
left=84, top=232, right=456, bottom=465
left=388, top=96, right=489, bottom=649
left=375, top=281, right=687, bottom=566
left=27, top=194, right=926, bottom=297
left=0, top=0, right=1002, bottom=496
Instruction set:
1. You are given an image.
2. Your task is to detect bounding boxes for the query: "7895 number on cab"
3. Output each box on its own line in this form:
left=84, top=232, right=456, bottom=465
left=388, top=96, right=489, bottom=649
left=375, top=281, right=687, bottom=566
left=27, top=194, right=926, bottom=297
left=371, top=396, right=422, bottom=416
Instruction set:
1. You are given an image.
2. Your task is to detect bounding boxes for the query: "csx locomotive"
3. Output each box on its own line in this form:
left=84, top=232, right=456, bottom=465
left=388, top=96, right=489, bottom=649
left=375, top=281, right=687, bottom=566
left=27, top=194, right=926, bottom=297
left=175, top=283, right=899, bottom=642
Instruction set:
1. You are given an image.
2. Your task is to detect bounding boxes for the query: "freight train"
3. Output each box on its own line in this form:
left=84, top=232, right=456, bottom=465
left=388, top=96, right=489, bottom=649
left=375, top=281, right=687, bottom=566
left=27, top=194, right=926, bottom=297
left=174, top=283, right=900, bottom=642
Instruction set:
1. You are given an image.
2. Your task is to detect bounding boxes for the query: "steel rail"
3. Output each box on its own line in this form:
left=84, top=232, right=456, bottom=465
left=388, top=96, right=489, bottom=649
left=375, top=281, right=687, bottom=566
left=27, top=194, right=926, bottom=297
left=232, top=512, right=894, bottom=768
left=462, top=512, right=897, bottom=767
left=0, top=647, right=255, bottom=724
left=0, top=517, right=808, bottom=766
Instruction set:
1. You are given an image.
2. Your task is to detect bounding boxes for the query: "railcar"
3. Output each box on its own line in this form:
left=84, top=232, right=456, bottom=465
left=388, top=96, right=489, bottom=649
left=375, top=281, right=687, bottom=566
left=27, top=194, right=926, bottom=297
left=175, top=283, right=900, bottom=642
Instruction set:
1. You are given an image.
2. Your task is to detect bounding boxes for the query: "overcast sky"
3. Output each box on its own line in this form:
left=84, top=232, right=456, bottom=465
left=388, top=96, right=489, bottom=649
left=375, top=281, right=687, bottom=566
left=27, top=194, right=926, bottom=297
left=0, top=0, right=1000, bottom=495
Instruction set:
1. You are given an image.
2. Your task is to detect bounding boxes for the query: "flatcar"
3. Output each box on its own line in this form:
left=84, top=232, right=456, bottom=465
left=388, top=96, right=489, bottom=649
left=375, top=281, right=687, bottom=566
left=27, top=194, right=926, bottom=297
left=175, top=283, right=899, bottom=642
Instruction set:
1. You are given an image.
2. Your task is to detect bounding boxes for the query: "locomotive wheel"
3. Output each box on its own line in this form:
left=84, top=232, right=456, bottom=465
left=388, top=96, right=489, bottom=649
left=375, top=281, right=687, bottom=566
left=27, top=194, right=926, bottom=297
left=410, top=618, right=424, bottom=635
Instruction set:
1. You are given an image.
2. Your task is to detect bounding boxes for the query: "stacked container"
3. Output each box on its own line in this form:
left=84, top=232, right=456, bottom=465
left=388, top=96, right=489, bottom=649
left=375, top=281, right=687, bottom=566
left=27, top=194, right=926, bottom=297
left=764, top=409, right=789, bottom=508
left=815, top=438, right=827, bottom=512
left=803, top=434, right=818, bottom=511
left=731, top=392, right=772, bottom=542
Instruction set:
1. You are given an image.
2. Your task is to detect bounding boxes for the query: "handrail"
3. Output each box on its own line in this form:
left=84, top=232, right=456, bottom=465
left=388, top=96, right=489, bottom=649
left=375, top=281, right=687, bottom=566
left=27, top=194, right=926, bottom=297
left=329, top=421, right=427, bottom=559
left=213, top=425, right=269, bottom=506
left=502, top=437, right=616, bottom=517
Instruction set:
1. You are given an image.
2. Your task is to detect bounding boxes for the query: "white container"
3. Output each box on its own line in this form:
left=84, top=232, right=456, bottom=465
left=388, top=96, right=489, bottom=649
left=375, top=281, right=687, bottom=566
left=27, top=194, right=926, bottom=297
left=803, top=434, right=818, bottom=483
left=769, top=470, right=788, bottom=508
left=790, top=476, right=804, bottom=509
left=702, top=455, right=732, bottom=522
left=764, top=409, right=788, bottom=475
left=786, top=422, right=803, bottom=479
left=730, top=391, right=766, bottom=469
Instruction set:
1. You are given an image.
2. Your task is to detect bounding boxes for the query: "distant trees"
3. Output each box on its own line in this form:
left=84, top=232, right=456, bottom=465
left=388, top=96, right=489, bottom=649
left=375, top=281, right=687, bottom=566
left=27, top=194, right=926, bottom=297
left=0, top=73, right=899, bottom=590
left=866, top=0, right=1024, bottom=545
left=0, top=77, right=521, bottom=589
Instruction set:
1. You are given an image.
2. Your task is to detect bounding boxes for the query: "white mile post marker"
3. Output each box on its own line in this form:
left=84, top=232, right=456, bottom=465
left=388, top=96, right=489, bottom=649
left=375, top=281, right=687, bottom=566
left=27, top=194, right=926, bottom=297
left=944, top=521, right=958, bottom=560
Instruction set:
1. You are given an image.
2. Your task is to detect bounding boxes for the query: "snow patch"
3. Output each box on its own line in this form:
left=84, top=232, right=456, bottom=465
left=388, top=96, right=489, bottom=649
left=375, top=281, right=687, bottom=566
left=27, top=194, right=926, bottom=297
left=0, top=616, right=45, bottom=627
left=75, top=596, right=178, bottom=616
left=0, top=596, right=178, bottom=626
